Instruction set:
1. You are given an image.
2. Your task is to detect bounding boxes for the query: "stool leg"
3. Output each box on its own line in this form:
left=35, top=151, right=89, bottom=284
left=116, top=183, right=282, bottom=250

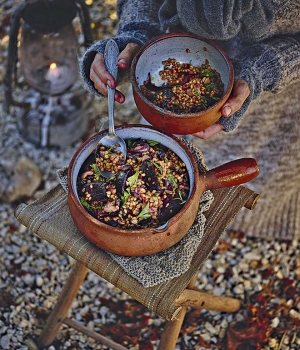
left=158, top=274, right=197, bottom=350
left=36, top=261, right=89, bottom=348
left=158, top=307, right=188, bottom=350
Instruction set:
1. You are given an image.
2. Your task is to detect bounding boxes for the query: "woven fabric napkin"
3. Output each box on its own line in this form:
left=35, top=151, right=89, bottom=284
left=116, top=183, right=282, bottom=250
left=58, top=139, right=214, bottom=287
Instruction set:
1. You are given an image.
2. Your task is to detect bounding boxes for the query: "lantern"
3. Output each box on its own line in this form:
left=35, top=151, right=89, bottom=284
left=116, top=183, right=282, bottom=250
left=3, top=0, right=94, bottom=148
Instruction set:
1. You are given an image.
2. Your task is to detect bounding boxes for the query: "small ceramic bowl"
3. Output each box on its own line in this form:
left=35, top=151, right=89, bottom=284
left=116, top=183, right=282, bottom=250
left=131, top=32, right=234, bottom=135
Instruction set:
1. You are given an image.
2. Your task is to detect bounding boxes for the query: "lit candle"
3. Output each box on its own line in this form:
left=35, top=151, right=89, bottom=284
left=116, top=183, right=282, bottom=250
left=46, top=62, right=60, bottom=81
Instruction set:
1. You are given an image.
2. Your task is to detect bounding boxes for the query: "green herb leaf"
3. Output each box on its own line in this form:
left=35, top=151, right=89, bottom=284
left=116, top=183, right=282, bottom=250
left=137, top=202, right=151, bottom=219
left=146, top=140, right=160, bottom=147
left=106, top=146, right=116, bottom=156
left=204, top=83, right=215, bottom=91
left=127, top=139, right=135, bottom=148
left=80, top=197, right=92, bottom=209
left=194, top=89, right=200, bottom=96
left=202, top=68, right=214, bottom=76
left=168, top=173, right=178, bottom=190
left=153, top=162, right=162, bottom=174
left=121, top=188, right=130, bottom=205
left=80, top=197, right=102, bottom=210
left=91, top=163, right=101, bottom=179
left=106, top=176, right=115, bottom=182
left=127, top=170, right=139, bottom=187
left=175, top=190, right=187, bottom=204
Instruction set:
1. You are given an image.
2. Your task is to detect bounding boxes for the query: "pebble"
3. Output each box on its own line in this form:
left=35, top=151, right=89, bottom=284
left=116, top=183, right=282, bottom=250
left=213, top=286, right=225, bottom=295
left=216, top=266, right=226, bottom=274
left=254, top=284, right=263, bottom=292
left=201, top=332, right=211, bottom=342
left=271, top=317, right=280, bottom=328
left=23, top=274, right=35, bottom=286
left=204, top=322, right=216, bottom=334
left=0, top=335, right=10, bottom=349
left=269, top=338, right=278, bottom=348
left=36, top=276, right=43, bottom=287
left=289, top=309, right=300, bottom=319
left=233, top=284, right=244, bottom=295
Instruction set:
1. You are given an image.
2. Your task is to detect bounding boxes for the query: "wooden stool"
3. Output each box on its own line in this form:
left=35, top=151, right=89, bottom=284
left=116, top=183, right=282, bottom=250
left=15, top=184, right=259, bottom=349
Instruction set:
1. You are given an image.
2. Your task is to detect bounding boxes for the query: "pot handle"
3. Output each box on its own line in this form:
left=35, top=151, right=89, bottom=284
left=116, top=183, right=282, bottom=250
left=202, top=158, right=259, bottom=190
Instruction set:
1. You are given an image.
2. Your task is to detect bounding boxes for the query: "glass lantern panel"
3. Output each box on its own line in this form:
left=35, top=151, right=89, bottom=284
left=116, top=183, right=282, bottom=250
left=19, top=22, right=79, bottom=95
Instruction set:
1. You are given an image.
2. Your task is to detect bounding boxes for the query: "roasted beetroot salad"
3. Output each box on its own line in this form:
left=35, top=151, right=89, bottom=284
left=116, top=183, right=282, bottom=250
left=77, top=138, right=190, bottom=229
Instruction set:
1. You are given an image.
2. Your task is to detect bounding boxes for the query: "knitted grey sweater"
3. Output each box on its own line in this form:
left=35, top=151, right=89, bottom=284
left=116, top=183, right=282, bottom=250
left=80, top=0, right=300, bottom=240
left=80, top=0, right=299, bottom=131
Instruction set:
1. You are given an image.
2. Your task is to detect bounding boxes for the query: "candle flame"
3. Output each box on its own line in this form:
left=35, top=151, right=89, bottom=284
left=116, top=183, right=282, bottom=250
left=49, top=63, right=57, bottom=70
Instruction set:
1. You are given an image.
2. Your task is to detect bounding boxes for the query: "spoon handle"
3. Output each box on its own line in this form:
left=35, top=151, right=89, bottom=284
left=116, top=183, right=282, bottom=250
left=107, top=85, right=116, bottom=135
left=104, top=39, right=119, bottom=80
left=104, top=40, right=119, bottom=135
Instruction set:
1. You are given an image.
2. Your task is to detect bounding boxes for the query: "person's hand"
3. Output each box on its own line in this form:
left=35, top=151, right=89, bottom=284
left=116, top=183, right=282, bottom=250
left=90, top=42, right=141, bottom=103
left=192, top=80, right=250, bottom=139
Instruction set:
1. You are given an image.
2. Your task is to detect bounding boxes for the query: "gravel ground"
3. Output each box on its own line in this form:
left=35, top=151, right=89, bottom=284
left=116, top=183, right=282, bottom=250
left=1, top=1, right=300, bottom=349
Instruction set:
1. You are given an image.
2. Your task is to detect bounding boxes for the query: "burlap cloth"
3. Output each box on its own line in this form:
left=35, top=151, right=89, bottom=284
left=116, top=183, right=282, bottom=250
left=14, top=140, right=259, bottom=320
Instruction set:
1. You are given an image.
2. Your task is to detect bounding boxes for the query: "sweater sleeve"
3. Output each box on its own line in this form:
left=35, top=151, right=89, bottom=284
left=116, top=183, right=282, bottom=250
left=80, top=0, right=164, bottom=96
left=219, top=33, right=300, bottom=131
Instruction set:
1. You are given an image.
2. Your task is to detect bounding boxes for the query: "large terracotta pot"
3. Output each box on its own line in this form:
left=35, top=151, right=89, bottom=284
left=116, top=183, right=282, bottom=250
left=67, top=125, right=259, bottom=256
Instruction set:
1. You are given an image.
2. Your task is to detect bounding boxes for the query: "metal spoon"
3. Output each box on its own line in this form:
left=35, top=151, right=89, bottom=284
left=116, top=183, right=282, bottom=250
left=95, top=39, right=127, bottom=178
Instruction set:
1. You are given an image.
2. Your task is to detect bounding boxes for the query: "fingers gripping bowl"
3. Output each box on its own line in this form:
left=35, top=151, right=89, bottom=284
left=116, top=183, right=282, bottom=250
left=67, top=125, right=259, bottom=256
left=130, top=33, right=234, bottom=135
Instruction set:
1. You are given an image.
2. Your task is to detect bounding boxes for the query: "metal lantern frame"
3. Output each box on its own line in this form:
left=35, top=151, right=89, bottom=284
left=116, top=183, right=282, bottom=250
left=3, top=0, right=93, bottom=112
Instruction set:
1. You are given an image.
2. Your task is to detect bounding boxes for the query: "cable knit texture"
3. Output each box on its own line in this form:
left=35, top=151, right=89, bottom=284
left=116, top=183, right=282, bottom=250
left=80, top=0, right=300, bottom=240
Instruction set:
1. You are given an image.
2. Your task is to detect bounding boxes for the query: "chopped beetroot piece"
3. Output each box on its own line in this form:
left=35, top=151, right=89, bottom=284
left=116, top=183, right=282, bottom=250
left=132, top=142, right=150, bottom=153
left=141, top=159, right=161, bottom=192
left=127, top=141, right=150, bottom=158
left=115, top=167, right=132, bottom=196
left=158, top=199, right=183, bottom=224
left=83, top=182, right=107, bottom=202
left=156, top=145, right=168, bottom=160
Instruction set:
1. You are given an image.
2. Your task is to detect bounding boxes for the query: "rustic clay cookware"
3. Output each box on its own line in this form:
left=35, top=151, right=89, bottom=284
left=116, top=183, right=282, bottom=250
left=130, top=32, right=234, bottom=135
left=67, top=125, right=259, bottom=256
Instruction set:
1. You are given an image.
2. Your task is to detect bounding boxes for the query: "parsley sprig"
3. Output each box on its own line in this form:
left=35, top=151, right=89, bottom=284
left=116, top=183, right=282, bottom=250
left=137, top=202, right=151, bottom=219
left=127, top=170, right=139, bottom=186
